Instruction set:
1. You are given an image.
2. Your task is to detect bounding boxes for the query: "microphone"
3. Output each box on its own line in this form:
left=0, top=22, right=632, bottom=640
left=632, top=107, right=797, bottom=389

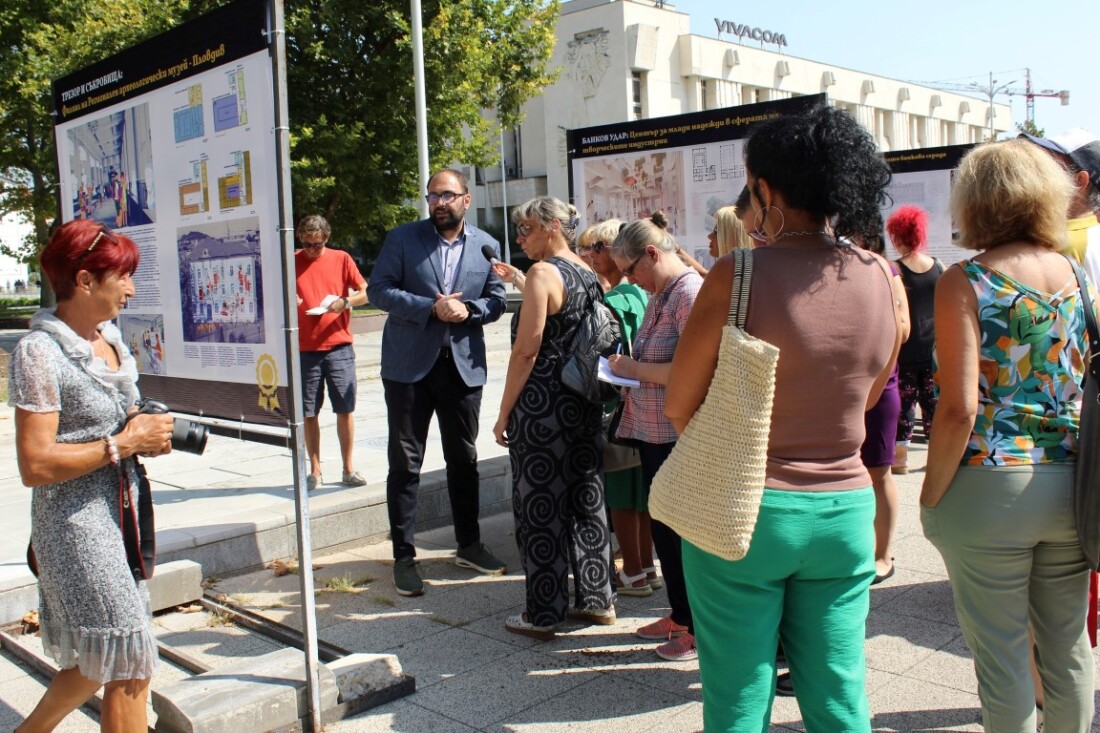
left=481, top=244, right=501, bottom=266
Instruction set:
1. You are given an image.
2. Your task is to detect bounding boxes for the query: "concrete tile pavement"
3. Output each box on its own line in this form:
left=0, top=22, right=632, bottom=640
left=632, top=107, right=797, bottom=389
left=2, top=319, right=1100, bottom=730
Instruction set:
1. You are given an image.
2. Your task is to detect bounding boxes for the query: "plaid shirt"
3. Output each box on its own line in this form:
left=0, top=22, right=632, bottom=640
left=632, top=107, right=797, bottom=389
left=616, top=270, right=702, bottom=444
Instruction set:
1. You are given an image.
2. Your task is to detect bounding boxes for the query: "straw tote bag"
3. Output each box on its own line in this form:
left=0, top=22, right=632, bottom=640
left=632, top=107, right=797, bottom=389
left=648, top=248, right=779, bottom=561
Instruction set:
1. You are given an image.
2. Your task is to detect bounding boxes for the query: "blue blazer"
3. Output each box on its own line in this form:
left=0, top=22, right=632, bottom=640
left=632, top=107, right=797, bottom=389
left=368, top=218, right=507, bottom=386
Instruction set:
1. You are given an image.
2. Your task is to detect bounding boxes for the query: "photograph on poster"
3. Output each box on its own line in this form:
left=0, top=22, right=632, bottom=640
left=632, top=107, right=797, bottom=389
left=582, top=152, right=686, bottom=233
left=118, top=313, right=166, bottom=376
left=66, top=104, right=155, bottom=228
left=177, top=216, right=264, bottom=344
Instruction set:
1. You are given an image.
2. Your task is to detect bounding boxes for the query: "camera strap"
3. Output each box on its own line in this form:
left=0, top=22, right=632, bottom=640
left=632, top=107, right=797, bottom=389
left=119, top=457, right=156, bottom=581
left=26, top=457, right=156, bottom=582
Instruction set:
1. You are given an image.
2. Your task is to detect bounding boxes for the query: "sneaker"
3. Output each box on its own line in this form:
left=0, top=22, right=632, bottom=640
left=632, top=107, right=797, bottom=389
left=341, top=470, right=367, bottom=487
left=775, top=672, right=795, bottom=697
left=655, top=633, right=697, bottom=662
left=306, top=474, right=322, bottom=491
left=636, top=614, right=689, bottom=641
left=393, top=556, right=423, bottom=597
left=567, top=606, right=617, bottom=625
left=505, top=613, right=556, bottom=640
left=455, top=543, right=507, bottom=575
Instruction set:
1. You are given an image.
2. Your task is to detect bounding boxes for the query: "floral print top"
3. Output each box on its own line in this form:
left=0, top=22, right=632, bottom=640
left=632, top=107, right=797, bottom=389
left=958, top=261, right=1090, bottom=466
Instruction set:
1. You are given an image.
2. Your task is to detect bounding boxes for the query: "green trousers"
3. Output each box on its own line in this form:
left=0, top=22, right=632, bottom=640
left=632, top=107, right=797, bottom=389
left=683, top=487, right=875, bottom=733
left=922, top=465, right=1094, bottom=733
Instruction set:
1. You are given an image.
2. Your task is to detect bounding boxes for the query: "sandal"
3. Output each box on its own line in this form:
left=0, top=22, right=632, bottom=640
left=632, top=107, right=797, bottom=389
left=615, top=569, right=653, bottom=597
left=505, top=613, right=556, bottom=640
left=642, top=566, right=663, bottom=590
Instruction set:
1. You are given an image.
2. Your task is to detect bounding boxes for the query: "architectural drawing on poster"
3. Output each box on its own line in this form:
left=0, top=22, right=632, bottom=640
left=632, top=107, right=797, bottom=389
left=65, top=104, right=156, bottom=228
left=581, top=153, right=686, bottom=235
left=173, top=84, right=205, bottom=144
left=178, top=156, right=210, bottom=216
left=212, top=65, right=248, bottom=133
left=177, top=216, right=264, bottom=345
left=118, top=313, right=167, bottom=376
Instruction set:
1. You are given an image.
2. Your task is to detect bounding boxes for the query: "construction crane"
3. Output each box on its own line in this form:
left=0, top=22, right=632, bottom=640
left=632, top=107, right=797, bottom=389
left=912, top=69, right=1069, bottom=137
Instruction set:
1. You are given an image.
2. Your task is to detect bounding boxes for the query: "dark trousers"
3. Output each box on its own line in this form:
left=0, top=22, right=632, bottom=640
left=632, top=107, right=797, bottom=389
left=383, top=351, right=482, bottom=559
left=640, top=441, right=693, bottom=633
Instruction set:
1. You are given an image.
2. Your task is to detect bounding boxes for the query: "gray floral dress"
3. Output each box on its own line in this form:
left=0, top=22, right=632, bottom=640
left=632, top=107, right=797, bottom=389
left=8, top=310, right=157, bottom=683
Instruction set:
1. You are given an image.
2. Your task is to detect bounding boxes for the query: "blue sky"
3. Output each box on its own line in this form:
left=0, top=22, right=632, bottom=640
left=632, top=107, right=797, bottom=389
left=683, top=0, right=1095, bottom=139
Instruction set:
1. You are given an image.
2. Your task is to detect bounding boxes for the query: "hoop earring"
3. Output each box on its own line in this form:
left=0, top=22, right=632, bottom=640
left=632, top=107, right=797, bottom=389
left=751, top=205, right=785, bottom=242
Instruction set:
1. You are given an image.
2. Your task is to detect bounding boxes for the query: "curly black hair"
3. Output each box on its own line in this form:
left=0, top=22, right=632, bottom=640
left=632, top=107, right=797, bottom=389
left=745, top=104, right=891, bottom=243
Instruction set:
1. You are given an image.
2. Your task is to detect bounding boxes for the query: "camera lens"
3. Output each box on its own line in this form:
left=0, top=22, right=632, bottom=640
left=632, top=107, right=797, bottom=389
left=171, top=419, right=209, bottom=455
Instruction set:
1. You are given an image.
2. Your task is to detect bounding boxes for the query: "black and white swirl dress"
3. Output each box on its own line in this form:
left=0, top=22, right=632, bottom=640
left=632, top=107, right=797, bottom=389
left=508, top=257, right=614, bottom=627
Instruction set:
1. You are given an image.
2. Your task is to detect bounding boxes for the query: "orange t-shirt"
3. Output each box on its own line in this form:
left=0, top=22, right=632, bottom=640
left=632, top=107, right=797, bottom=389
left=295, top=248, right=365, bottom=352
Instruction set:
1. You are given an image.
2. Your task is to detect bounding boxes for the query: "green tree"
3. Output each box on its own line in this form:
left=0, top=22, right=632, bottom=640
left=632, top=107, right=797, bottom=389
left=0, top=0, right=559, bottom=273
left=285, top=0, right=560, bottom=252
left=0, top=1, right=206, bottom=270
left=1016, top=119, right=1046, bottom=138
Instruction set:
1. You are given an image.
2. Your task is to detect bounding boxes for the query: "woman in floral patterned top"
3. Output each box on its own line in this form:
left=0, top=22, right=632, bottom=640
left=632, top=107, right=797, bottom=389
left=922, top=139, right=1095, bottom=732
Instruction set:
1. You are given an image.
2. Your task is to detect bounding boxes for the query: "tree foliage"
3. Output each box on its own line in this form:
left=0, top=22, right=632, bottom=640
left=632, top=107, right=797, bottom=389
left=286, top=0, right=560, bottom=251
left=0, top=0, right=559, bottom=267
left=1016, top=119, right=1046, bottom=138
left=0, top=0, right=207, bottom=261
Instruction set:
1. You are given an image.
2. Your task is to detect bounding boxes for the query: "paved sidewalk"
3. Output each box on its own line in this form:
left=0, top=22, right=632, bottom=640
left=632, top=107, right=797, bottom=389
left=2, top=319, right=1099, bottom=731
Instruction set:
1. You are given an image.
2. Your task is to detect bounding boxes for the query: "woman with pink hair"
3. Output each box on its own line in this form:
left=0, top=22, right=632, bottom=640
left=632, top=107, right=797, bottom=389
left=887, top=205, right=944, bottom=474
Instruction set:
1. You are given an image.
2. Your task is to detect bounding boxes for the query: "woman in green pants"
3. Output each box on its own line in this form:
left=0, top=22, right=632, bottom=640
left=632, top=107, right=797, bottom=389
left=666, top=104, right=902, bottom=732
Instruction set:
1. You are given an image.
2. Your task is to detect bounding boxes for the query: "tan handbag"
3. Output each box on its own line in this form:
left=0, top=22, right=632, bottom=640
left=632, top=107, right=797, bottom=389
left=648, top=248, right=779, bottom=561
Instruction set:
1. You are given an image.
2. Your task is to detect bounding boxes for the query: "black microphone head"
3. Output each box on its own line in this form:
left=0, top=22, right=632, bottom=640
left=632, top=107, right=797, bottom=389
left=481, top=244, right=498, bottom=262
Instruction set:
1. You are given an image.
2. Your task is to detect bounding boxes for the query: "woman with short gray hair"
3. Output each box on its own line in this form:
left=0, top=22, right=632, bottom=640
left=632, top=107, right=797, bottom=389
left=492, top=196, right=615, bottom=639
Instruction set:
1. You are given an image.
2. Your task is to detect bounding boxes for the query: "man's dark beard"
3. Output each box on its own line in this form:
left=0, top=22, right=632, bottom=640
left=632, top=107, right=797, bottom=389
left=432, top=207, right=462, bottom=232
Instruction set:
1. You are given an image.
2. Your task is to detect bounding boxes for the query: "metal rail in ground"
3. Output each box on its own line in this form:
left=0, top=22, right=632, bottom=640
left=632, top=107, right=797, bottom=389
left=0, top=592, right=413, bottom=730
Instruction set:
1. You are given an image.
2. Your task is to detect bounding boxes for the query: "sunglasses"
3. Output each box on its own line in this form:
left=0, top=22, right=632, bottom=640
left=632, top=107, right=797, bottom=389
left=579, top=241, right=608, bottom=255
left=622, top=251, right=647, bottom=277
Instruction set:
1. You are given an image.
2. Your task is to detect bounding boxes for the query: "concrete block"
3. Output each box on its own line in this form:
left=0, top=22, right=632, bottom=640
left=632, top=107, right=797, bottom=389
left=325, top=652, right=405, bottom=702
left=0, top=569, right=37, bottom=626
left=147, top=560, right=203, bottom=613
left=152, top=647, right=338, bottom=733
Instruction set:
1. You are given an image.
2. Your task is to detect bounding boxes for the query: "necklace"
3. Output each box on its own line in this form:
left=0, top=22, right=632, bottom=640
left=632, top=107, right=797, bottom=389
left=770, top=230, right=830, bottom=243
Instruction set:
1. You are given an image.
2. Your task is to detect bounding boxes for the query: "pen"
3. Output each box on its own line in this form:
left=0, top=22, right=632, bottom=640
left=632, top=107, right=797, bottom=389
left=616, top=343, right=622, bottom=355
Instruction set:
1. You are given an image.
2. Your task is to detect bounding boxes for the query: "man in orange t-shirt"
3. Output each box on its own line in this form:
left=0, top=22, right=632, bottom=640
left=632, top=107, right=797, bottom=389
left=295, top=214, right=368, bottom=490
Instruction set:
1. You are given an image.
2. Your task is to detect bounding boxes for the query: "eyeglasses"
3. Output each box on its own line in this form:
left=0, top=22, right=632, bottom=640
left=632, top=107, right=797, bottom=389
left=622, top=251, right=647, bottom=277
left=302, top=239, right=327, bottom=249
left=710, top=228, right=718, bottom=236
left=425, top=190, right=464, bottom=206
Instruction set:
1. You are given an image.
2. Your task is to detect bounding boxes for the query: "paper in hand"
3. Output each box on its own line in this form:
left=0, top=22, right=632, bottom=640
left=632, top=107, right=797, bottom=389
left=306, top=294, right=340, bottom=315
left=598, top=356, right=641, bottom=388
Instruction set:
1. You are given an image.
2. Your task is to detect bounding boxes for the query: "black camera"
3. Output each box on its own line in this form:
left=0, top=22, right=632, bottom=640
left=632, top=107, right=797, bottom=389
left=133, top=399, right=209, bottom=455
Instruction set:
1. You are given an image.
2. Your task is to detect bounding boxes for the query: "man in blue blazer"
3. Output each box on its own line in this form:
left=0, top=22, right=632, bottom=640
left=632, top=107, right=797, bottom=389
left=368, top=168, right=508, bottom=596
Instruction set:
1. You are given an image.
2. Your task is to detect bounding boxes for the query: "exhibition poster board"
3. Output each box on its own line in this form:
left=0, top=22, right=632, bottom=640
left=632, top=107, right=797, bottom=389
left=52, top=0, right=289, bottom=427
left=882, top=144, right=976, bottom=264
left=566, top=95, right=824, bottom=267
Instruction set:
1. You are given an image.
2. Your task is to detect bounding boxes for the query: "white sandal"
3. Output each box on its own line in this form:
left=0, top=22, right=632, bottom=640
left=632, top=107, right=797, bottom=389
left=616, top=569, right=653, bottom=597
left=642, top=566, right=664, bottom=590
left=505, top=613, right=556, bottom=640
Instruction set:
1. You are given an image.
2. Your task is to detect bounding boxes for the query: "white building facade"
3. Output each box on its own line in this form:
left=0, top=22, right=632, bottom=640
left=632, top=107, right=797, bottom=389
left=473, top=0, right=1009, bottom=235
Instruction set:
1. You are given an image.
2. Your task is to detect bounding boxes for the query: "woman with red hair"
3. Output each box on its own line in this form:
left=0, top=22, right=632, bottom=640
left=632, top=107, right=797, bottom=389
left=887, top=205, right=944, bottom=474
left=11, top=219, right=174, bottom=733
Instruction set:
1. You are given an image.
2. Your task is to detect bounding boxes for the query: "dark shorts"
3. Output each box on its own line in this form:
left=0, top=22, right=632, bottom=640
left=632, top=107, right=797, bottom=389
left=861, top=383, right=901, bottom=468
left=301, top=343, right=357, bottom=417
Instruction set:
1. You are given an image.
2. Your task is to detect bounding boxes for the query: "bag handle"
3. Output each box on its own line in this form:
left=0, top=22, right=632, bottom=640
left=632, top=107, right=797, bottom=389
left=1066, top=255, right=1100, bottom=387
left=728, top=248, right=753, bottom=328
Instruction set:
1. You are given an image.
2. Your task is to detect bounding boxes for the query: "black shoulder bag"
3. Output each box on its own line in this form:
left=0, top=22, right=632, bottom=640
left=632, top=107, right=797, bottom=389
left=1067, top=256, right=1100, bottom=571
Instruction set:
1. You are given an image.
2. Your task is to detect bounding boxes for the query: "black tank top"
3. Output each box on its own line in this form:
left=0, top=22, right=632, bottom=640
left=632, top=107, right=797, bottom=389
left=897, top=258, right=944, bottom=370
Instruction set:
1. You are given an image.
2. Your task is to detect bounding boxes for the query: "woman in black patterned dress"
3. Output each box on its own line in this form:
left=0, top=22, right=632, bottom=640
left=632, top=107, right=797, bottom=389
left=491, top=196, right=615, bottom=639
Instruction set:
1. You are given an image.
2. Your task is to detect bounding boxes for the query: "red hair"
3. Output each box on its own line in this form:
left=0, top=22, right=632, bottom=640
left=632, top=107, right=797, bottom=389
left=39, top=220, right=139, bottom=300
left=885, top=205, right=929, bottom=253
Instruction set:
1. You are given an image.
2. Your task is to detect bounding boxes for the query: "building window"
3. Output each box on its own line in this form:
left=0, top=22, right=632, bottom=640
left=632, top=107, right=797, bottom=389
left=632, top=71, right=645, bottom=119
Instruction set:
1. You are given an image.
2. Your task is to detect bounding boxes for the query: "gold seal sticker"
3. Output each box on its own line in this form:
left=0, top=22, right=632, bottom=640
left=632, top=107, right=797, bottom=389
left=256, top=353, right=280, bottom=411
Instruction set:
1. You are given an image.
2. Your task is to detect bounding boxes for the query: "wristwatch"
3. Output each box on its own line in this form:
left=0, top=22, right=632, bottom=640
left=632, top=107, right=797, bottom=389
left=341, top=296, right=351, bottom=311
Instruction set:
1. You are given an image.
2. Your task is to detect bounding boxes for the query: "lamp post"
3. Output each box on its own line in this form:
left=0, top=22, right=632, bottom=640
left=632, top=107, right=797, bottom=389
left=969, top=72, right=1015, bottom=142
